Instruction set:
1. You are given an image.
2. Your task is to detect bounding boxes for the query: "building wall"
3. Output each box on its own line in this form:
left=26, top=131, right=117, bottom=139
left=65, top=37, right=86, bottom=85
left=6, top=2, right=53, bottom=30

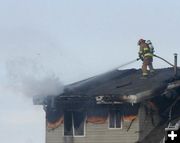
left=46, top=104, right=161, bottom=143
left=138, top=103, right=161, bottom=142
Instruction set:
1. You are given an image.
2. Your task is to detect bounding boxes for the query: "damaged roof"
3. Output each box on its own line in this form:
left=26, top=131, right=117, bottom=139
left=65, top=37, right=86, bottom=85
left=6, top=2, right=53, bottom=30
left=34, top=67, right=180, bottom=105
left=58, top=67, right=180, bottom=103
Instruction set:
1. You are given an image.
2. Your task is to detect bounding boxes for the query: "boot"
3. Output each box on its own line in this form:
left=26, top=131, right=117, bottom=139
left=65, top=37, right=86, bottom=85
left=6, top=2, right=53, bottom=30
left=141, top=72, right=148, bottom=79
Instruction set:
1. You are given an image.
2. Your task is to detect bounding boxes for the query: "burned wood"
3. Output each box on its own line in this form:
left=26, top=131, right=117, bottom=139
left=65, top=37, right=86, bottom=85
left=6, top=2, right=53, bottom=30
left=33, top=68, right=180, bottom=106
left=167, top=80, right=180, bottom=90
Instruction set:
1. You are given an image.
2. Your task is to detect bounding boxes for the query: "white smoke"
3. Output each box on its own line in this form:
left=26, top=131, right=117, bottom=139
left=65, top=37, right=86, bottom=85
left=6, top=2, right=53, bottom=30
left=6, top=57, right=64, bottom=97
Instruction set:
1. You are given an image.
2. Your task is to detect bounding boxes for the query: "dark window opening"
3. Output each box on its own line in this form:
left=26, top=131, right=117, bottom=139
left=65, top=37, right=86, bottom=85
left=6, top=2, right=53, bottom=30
left=64, top=111, right=85, bottom=137
left=64, top=111, right=73, bottom=136
left=73, top=111, right=85, bottom=136
left=109, top=110, right=122, bottom=129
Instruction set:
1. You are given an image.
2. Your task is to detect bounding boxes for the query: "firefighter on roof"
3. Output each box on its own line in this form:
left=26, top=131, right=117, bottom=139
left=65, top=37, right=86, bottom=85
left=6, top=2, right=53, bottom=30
left=138, top=39, right=154, bottom=77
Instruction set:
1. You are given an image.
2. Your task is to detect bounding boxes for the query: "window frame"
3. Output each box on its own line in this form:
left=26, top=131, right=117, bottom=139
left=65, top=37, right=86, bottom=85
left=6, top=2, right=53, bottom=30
left=63, top=111, right=86, bottom=137
left=73, top=114, right=86, bottom=137
left=108, top=110, right=122, bottom=129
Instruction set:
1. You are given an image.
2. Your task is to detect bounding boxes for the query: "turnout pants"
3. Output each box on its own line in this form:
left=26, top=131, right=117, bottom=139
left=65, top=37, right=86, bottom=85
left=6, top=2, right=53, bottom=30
left=142, top=56, right=154, bottom=76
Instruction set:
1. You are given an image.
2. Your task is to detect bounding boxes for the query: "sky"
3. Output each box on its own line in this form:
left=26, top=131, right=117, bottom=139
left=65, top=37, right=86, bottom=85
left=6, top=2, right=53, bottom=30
left=0, top=0, right=180, bottom=143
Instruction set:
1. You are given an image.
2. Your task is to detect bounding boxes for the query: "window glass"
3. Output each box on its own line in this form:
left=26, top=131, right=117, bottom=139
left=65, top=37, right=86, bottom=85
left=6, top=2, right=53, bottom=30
left=109, top=110, right=122, bottom=128
left=109, top=110, right=115, bottom=128
left=116, top=111, right=121, bottom=128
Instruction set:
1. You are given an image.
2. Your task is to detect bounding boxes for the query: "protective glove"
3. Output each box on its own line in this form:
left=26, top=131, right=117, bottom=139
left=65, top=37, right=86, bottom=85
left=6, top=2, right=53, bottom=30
left=140, top=57, right=144, bottom=61
left=138, top=53, right=144, bottom=61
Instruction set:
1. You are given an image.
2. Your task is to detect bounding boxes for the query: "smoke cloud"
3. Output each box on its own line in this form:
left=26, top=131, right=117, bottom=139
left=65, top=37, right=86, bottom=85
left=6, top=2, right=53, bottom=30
left=6, top=57, right=64, bottom=97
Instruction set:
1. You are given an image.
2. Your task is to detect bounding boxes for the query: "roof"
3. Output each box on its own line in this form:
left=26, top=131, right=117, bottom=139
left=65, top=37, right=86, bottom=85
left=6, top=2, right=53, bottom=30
left=58, top=67, right=180, bottom=103
left=33, top=67, right=180, bottom=105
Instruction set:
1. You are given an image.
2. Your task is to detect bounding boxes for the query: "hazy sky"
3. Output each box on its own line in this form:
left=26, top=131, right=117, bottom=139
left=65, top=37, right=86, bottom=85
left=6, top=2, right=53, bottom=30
left=0, top=0, right=180, bottom=143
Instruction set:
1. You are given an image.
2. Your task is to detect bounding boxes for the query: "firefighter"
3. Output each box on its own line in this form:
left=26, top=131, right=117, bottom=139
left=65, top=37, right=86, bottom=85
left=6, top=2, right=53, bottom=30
left=138, top=39, right=154, bottom=77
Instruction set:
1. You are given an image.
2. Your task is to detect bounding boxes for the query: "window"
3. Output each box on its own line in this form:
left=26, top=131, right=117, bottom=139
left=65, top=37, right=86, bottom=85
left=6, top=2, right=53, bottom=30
left=64, top=111, right=85, bottom=137
left=109, top=110, right=122, bottom=129
left=64, top=111, right=73, bottom=136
